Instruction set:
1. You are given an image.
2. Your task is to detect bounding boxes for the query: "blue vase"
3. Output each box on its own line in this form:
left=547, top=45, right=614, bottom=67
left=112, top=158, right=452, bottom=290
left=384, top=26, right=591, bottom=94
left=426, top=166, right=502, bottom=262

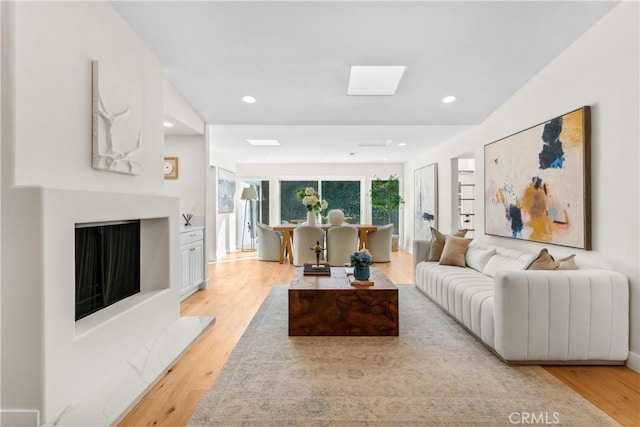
left=353, top=265, right=370, bottom=281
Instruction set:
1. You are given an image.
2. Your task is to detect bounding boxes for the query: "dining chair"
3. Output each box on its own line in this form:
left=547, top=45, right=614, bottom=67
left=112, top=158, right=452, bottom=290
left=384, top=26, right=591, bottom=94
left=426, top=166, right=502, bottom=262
left=367, top=223, right=394, bottom=262
left=256, top=223, right=282, bottom=262
left=292, top=226, right=325, bottom=266
left=326, top=225, right=358, bottom=266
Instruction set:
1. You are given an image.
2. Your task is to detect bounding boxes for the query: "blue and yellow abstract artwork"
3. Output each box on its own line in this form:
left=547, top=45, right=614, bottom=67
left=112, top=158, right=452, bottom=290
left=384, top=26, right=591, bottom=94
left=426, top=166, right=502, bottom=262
left=484, top=107, right=591, bottom=250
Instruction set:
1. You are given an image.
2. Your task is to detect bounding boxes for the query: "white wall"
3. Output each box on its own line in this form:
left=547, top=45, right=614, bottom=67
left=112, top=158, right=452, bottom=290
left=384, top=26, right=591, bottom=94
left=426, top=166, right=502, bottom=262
left=207, top=145, right=237, bottom=261
left=10, top=2, right=165, bottom=193
left=164, top=135, right=207, bottom=217
left=164, top=80, right=204, bottom=135
left=404, top=2, right=640, bottom=371
left=1, top=1, right=187, bottom=423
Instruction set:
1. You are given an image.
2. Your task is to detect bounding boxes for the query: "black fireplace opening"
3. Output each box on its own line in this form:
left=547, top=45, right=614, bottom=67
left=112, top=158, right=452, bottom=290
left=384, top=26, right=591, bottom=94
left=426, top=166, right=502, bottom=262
left=75, top=220, right=141, bottom=321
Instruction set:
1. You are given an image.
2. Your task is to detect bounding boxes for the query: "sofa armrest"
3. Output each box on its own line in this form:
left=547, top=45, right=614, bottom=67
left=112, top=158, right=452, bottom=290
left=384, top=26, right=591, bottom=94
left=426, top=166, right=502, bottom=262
left=493, top=270, right=629, bottom=362
left=413, top=239, right=431, bottom=273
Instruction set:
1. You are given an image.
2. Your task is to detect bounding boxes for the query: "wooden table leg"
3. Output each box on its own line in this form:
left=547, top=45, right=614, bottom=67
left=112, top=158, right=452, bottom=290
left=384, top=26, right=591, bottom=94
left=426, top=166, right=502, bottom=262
left=279, top=230, right=294, bottom=264
left=358, top=229, right=368, bottom=250
left=279, top=230, right=288, bottom=263
left=286, top=230, right=294, bottom=264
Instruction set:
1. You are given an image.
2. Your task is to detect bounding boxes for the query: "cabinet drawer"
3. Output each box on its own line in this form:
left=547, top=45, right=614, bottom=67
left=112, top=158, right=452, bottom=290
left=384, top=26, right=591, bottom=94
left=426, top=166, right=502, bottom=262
left=180, top=229, right=204, bottom=245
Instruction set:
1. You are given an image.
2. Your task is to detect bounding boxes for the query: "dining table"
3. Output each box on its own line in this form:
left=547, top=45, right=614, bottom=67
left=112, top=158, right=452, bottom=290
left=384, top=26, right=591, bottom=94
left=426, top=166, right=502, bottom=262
left=272, top=224, right=379, bottom=264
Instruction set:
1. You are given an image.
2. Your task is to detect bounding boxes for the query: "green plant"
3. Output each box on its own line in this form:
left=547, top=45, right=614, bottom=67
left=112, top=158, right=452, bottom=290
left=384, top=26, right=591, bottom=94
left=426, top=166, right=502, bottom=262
left=370, top=174, right=404, bottom=225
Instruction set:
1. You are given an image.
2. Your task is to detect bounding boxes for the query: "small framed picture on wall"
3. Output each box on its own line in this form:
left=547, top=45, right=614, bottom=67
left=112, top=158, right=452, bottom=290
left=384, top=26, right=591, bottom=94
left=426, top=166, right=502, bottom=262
left=164, top=156, right=179, bottom=179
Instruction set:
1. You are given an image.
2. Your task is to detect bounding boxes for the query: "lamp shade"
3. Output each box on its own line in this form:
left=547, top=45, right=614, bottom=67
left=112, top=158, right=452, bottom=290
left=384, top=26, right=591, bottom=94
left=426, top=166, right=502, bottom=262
left=240, top=187, right=258, bottom=200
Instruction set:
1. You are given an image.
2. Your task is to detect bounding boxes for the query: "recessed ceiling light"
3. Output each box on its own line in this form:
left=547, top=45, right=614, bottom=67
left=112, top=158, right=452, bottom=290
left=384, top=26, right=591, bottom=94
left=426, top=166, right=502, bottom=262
left=163, top=121, right=174, bottom=127
left=347, top=66, right=406, bottom=96
left=398, top=142, right=407, bottom=146
left=246, top=139, right=280, bottom=146
left=242, top=95, right=257, bottom=104
left=442, top=95, right=457, bottom=104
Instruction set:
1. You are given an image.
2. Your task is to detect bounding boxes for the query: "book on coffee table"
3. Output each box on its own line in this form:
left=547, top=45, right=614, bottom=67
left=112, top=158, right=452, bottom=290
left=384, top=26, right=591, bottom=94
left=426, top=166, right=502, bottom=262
left=348, top=275, right=374, bottom=286
left=303, top=263, right=331, bottom=276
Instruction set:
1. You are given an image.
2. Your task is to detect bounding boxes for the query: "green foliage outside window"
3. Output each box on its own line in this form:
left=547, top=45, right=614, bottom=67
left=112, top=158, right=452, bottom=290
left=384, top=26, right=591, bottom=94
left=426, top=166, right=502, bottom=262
left=321, top=181, right=360, bottom=223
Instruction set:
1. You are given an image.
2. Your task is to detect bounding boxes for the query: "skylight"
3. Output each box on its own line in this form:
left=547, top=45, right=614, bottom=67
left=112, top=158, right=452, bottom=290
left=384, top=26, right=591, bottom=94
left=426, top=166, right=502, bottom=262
left=347, top=66, right=406, bottom=96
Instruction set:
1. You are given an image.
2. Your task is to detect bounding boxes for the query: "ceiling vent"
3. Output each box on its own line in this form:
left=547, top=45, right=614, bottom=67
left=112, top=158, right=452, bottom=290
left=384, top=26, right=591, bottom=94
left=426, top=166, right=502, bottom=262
left=246, top=139, right=280, bottom=146
left=358, top=140, right=392, bottom=147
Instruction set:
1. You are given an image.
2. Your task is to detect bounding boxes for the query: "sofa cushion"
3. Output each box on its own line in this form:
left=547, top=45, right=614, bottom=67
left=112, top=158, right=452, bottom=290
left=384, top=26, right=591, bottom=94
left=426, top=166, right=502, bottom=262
left=439, top=236, right=471, bottom=267
left=428, top=228, right=468, bottom=261
left=465, top=243, right=497, bottom=272
left=482, top=252, right=534, bottom=278
left=414, top=261, right=495, bottom=342
left=526, top=249, right=557, bottom=270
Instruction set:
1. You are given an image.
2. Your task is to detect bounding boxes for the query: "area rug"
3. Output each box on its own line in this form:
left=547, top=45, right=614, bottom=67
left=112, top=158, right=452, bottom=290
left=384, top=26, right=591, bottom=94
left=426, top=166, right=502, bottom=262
left=189, top=285, right=617, bottom=426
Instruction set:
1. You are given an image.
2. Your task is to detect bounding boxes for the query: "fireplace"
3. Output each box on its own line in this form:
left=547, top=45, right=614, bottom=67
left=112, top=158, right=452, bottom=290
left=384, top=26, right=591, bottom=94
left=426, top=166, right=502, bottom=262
left=75, top=220, right=141, bottom=321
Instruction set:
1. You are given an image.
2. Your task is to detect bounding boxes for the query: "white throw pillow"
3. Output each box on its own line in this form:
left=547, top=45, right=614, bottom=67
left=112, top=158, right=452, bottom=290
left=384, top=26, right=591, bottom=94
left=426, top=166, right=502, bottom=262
left=465, top=246, right=497, bottom=272
left=482, top=254, right=532, bottom=278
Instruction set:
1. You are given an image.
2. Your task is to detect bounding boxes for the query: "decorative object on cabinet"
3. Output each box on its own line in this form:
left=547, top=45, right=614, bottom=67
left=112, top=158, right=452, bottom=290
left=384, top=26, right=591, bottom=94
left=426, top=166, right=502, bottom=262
left=164, top=156, right=179, bottom=179
left=182, top=213, right=194, bottom=227
left=217, top=168, right=236, bottom=214
left=414, top=163, right=437, bottom=241
left=92, top=60, right=142, bottom=175
left=179, top=228, right=204, bottom=299
left=485, top=107, right=591, bottom=249
left=240, top=187, right=258, bottom=251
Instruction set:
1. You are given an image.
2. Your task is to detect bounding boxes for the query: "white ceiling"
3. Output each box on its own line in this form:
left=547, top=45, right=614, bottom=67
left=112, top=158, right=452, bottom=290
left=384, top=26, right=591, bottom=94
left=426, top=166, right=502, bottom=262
left=112, top=0, right=617, bottom=164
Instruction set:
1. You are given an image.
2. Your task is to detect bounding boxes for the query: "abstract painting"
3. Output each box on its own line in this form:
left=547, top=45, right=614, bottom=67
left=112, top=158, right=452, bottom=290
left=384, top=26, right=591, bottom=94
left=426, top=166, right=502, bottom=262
left=484, top=107, right=591, bottom=249
left=218, top=168, right=237, bottom=214
left=414, top=163, right=438, bottom=240
left=92, top=60, right=142, bottom=175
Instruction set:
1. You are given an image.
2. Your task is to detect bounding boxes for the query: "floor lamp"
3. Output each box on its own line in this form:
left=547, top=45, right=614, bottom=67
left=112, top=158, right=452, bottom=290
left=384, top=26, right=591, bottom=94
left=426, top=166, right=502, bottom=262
left=240, top=187, right=258, bottom=251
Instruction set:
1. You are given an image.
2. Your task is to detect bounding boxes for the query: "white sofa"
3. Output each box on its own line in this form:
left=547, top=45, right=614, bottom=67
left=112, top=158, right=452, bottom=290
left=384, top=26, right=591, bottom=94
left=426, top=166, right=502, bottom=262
left=413, top=239, right=629, bottom=364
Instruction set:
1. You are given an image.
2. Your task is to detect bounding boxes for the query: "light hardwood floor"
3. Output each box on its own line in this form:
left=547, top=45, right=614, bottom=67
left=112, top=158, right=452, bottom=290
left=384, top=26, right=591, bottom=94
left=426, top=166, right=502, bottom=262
left=119, top=250, right=639, bottom=426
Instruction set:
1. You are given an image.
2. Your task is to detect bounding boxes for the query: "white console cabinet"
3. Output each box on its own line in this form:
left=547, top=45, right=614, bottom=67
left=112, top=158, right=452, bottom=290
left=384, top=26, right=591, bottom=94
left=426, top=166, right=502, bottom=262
left=179, top=227, right=204, bottom=299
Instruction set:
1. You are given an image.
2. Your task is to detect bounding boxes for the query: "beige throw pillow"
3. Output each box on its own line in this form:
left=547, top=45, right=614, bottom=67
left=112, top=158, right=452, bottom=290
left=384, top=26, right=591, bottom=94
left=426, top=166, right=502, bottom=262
left=526, top=249, right=557, bottom=270
left=428, top=228, right=468, bottom=262
left=439, top=236, right=472, bottom=267
left=555, top=254, right=577, bottom=270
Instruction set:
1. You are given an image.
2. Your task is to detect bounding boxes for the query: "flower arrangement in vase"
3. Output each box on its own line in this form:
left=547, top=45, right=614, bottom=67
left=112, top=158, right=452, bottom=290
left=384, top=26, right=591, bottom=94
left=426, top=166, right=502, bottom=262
left=296, top=187, right=328, bottom=226
left=350, top=249, right=372, bottom=280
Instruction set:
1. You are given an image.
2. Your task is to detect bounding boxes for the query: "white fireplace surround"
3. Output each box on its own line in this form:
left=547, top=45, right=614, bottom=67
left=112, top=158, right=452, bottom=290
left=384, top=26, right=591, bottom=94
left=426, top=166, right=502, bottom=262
left=1, top=186, right=213, bottom=426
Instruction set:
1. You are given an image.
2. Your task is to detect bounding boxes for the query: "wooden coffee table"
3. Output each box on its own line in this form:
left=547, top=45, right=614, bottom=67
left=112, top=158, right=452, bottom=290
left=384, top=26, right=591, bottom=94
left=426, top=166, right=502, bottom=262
left=288, top=267, right=399, bottom=336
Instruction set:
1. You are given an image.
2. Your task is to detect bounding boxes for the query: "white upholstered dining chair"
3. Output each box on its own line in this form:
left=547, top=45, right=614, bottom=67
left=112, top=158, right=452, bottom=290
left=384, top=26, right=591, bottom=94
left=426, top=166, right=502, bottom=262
left=292, top=226, right=325, bottom=266
left=256, top=223, right=282, bottom=262
left=326, top=225, right=358, bottom=266
left=367, top=223, right=394, bottom=262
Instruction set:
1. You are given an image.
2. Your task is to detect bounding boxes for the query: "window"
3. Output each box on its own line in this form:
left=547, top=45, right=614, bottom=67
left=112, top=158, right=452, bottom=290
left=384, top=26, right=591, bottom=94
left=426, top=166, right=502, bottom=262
left=321, top=180, right=360, bottom=223
left=280, top=180, right=316, bottom=224
left=279, top=179, right=361, bottom=224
